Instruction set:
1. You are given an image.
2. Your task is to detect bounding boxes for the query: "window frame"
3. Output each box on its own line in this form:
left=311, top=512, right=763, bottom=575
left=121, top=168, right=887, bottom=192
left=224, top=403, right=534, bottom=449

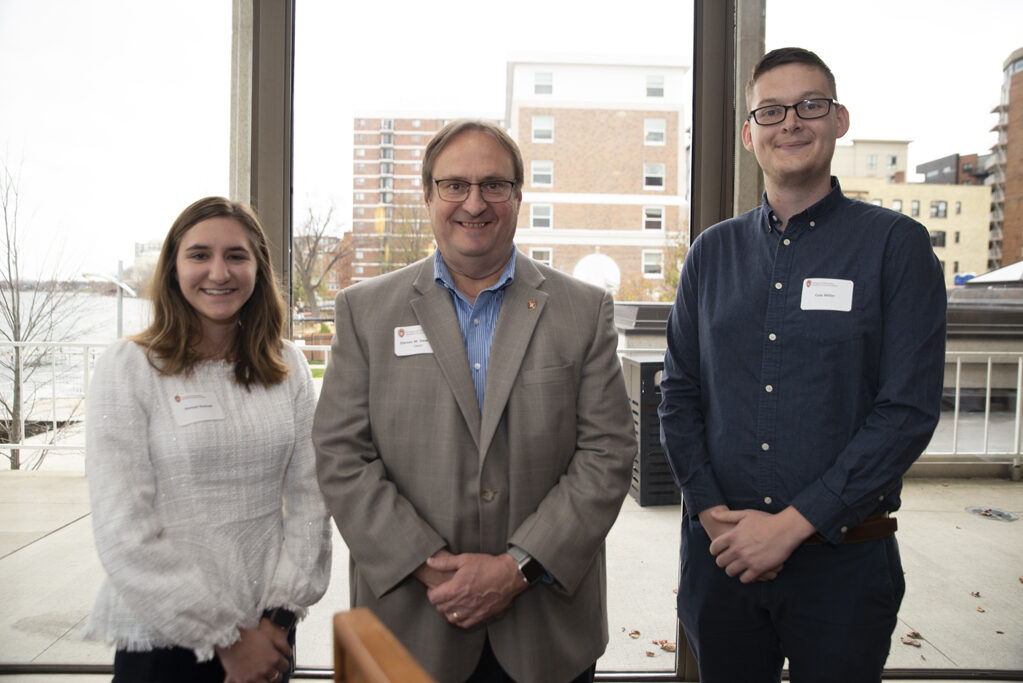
left=531, top=160, right=554, bottom=188
left=530, top=203, right=553, bottom=229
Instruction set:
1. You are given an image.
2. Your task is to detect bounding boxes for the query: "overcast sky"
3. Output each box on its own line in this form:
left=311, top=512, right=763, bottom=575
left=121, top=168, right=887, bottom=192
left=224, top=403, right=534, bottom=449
left=1, top=0, right=1021, bottom=279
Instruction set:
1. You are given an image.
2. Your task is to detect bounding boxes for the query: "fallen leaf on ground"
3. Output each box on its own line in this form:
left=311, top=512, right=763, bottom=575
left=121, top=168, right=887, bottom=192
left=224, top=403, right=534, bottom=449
left=977, top=606, right=986, bottom=613
left=661, top=642, right=677, bottom=652
left=645, top=651, right=655, bottom=657
left=971, top=591, right=981, bottom=598
left=901, top=637, right=921, bottom=647
left=629, top=629, right=641, bottom=639
left=996, top=630, right=1004, bottom=634
left=906, top=631, right=921, bottom=639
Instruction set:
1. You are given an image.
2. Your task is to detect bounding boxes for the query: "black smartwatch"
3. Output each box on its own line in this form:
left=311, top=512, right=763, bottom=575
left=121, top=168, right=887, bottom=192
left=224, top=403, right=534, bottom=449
left=507, top=545, right=545, bottom=586
left=262, top=607, right=297, bottom=631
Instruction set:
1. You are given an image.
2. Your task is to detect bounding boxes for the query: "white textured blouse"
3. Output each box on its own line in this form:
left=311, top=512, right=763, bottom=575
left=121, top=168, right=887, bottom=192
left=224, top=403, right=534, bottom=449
left=82, top=339, right=331, bottom=661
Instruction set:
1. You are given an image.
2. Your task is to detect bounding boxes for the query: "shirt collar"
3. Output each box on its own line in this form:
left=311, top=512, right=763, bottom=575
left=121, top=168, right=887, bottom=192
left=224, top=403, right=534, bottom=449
left=759, top=176, right=845, bottom=234
left=434, top=248, right=517, bottom=297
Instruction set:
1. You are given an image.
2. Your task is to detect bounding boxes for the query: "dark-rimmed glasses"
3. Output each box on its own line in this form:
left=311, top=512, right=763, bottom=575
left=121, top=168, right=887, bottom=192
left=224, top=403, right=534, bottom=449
left=433, top=179, right=516, bottom=203
left=747, top=98, right=838, bottom=126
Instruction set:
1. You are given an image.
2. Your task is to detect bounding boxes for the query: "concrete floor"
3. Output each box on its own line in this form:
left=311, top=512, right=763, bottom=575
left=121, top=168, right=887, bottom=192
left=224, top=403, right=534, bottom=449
left=0, top=472, right=1020, bottom=681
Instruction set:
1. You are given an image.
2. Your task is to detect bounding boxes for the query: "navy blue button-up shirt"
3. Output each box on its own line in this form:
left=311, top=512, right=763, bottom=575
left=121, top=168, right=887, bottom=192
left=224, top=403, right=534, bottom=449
left=658, top=179, right=946, bottom=544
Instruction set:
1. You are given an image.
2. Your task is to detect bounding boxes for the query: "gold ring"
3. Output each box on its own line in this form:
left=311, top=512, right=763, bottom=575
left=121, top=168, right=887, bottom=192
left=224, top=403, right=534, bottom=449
left=451, top=611, right=459, bottom=620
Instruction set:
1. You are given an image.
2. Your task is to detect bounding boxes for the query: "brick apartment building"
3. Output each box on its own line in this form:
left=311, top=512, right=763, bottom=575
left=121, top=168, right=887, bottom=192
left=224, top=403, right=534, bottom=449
left=993, top=46, right=1023, bottom=268
left=506, top=58, right=690, bottom=299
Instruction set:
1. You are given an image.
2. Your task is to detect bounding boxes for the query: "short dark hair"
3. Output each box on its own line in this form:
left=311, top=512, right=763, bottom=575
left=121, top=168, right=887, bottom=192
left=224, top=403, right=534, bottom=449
left=422, top=119, right=523, bottom=199
left=746, top=47, right=837, bottom=109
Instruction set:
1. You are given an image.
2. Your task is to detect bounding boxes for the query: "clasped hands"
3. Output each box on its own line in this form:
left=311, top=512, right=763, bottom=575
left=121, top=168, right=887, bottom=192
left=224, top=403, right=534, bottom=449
left=414, top=549, right=528, bottom=629
left=700, top=505, right=815, bottom=584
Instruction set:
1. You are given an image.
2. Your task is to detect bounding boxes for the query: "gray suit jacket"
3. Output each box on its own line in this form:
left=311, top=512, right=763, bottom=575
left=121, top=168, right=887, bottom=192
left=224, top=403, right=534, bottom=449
left=313, top=252, right=636, bottom=683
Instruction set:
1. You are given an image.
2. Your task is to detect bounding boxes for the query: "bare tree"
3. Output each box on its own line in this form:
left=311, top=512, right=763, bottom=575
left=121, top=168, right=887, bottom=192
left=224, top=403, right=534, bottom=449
left=292, top=205, right=348, bottom=317
left=380, top=201, right=434, bottom=274
left=1, top=164, right=89, bottom=469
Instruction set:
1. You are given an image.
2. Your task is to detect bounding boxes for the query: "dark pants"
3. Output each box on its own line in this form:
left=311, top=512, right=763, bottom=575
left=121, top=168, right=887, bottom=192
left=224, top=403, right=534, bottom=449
left=465, top=636, right=596, bottom=683
left=677, top=514, right=905, bottom=683
left=112, top=628, right=296, bottom=683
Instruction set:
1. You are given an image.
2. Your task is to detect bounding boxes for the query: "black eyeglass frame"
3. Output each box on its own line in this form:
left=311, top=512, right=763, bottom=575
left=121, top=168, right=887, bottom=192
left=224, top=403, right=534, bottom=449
left=747, top=98, right=839, bottom=126
left=432, top=179, right=518, bottom=203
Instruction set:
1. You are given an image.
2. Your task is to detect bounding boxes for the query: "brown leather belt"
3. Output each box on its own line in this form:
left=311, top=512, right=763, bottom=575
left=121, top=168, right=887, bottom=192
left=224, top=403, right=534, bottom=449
left=803, top=512, right=897, bottom=546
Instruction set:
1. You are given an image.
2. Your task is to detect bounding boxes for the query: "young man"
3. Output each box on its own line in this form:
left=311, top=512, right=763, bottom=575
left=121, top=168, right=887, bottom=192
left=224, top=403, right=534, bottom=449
left=314, top=119, right=636, bottom=683
left=658, top=48, right=946, bottom=682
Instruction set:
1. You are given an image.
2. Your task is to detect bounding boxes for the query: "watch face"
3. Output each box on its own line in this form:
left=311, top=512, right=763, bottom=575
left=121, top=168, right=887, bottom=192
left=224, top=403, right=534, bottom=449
left=521, top=558, right=544, bottom=585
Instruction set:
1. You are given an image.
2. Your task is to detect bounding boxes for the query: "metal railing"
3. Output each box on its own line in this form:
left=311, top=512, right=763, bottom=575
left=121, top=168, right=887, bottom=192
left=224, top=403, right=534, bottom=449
left=2, top=341, right=1022, bottom=477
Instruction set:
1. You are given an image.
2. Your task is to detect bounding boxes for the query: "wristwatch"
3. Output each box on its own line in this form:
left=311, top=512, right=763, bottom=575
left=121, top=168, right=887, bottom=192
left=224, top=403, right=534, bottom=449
left=507, top=545, right=545, bottom=586
left=262, top=607, right=297, bottom=631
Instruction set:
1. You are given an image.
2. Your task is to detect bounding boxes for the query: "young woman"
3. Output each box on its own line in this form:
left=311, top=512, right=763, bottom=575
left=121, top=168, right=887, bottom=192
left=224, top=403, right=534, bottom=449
left=84, top=197, right=331, bottom=683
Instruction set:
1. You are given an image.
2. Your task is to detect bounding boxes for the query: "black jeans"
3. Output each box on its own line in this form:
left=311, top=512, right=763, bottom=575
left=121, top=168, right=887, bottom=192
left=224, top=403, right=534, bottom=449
left=113, top=628, right=296, bottom=683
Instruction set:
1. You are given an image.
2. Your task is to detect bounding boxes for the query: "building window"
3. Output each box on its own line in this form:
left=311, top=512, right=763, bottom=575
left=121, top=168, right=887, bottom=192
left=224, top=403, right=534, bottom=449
left=930, top=231, right=946, bottom=248
left=911, top=200, right=920, bottom=217
left=356, top=133, right=365, bottom=142
left=532, top=161, right=553, bottom=187
left=955, top=231, right=961, bottom=244
left=888, top=155, right=898, bottom=169
left=534, top=71, right=553, bottom=94
left=356, top=177, right=365, bottom=186
left=871, top=198, right=882, bottom=206
left=380, top=162, right=392, bottom=175
left=930, top=200, right=947, bottom=218
left=381, top=148, right=393, bottom=159
left=866, top=154, right=877, bottom=170
left=356, top=149, right=366, bottom=157
left=646, top=74, right=664, bottom=97
left=643, top=250, right=664, bottom=277
left=954, top=261, right=960, bottom=272
left=381, top=177, right=393, bottom=189
left=412, top=134, right=421, bottom=142
left=381, top=132, right=393, bottom=145
left=413, top=149, right=421, bottom=158
left=531, top=204, right=552, bottom=229
left=412, top=119, right=421, bottom=128
left=643, top=206, right=664, bottom=230
left=531, top=248, right=552, bottom=266
left=955, top=201, right=962, bottom=215
left=358, top=118, right=366, bottom=127
left=356, top=192, right=365, bottom=201
left=412, top=177, right=421, bottom=187
left=892, top=199, right=903, bottom=212
left=644, top=118, right=666, bottom=145
left=381, top=192, right=392, bottom=204
left=643, top=163, right=665, bottom=190
left=381, top=119, right=393, bottom=129
left=532, top=115, right=554, bottom=142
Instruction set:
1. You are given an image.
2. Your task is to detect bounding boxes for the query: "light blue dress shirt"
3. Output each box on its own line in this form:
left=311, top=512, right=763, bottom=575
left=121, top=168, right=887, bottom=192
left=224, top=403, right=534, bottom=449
left=434, top=249, right=517, bottom=410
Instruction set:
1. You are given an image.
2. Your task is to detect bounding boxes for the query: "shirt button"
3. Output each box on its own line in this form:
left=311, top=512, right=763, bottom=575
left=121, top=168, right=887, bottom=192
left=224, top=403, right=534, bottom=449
left=783, top=238, right=791, bottom=246
left=764, top=496, right=773, bottom=505
left=879, top=494, right=885, bottom=501
left=473, top=362, right=481, bottom=370
left=761, top=443, right=770, bottom=451
left=481, top=489, right=497, bottom=502
left=774, top=282, right=783, bottom=290
left=473, top=318, right=480, bottom=325
left=765, top=384, right=773, bottom=392
left=771, top=214, right=778, bottom=222
left=841, top=525, right=849, bottom=534
left=809, top=220, right=816, bottom=227
left=768, top=333, right=777, bottom=341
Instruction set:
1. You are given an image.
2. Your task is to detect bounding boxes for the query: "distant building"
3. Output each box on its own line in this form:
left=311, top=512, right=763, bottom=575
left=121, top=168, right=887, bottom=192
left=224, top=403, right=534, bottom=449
left=347, top=116, right=465, bottom=282
left=916, top=153, right=991, bottom=186
left=840, top=176, right=991, bottom=288
left=505, top=57, right=691, bottom=298
left=994, top=46, right=1023, bottom=268
left=832, top=140, right=909, bottom=183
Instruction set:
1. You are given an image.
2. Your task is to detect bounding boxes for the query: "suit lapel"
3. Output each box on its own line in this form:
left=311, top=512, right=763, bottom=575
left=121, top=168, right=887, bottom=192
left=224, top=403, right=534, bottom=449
left=479, top=254, right=547, bottom=458
left=409, top=256, right=482, bottom=447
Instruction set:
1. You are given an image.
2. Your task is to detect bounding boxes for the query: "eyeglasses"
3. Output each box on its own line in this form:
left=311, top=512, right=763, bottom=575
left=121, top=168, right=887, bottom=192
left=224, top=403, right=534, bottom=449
left=433, top=179, right=517, bottom=203
left=747, top=98, right=839, bottom=126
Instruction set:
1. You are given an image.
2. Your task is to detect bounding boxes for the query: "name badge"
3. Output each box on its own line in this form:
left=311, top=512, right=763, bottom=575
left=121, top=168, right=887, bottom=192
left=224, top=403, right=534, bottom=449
left=800, top=278, right=854, bottom=312
left=168, top=391, right=225, bottom=426
left=394, top=325, right=434, bottom=357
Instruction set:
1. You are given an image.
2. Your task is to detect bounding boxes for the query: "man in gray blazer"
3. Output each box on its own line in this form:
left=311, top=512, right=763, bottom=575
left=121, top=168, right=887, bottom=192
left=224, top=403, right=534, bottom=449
left=313, top=119, right=636, bottom=683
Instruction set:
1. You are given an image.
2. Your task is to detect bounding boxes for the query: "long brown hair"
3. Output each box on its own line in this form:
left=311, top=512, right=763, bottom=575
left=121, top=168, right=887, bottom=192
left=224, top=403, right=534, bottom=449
left=133, top=196, right=289, bottom=388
